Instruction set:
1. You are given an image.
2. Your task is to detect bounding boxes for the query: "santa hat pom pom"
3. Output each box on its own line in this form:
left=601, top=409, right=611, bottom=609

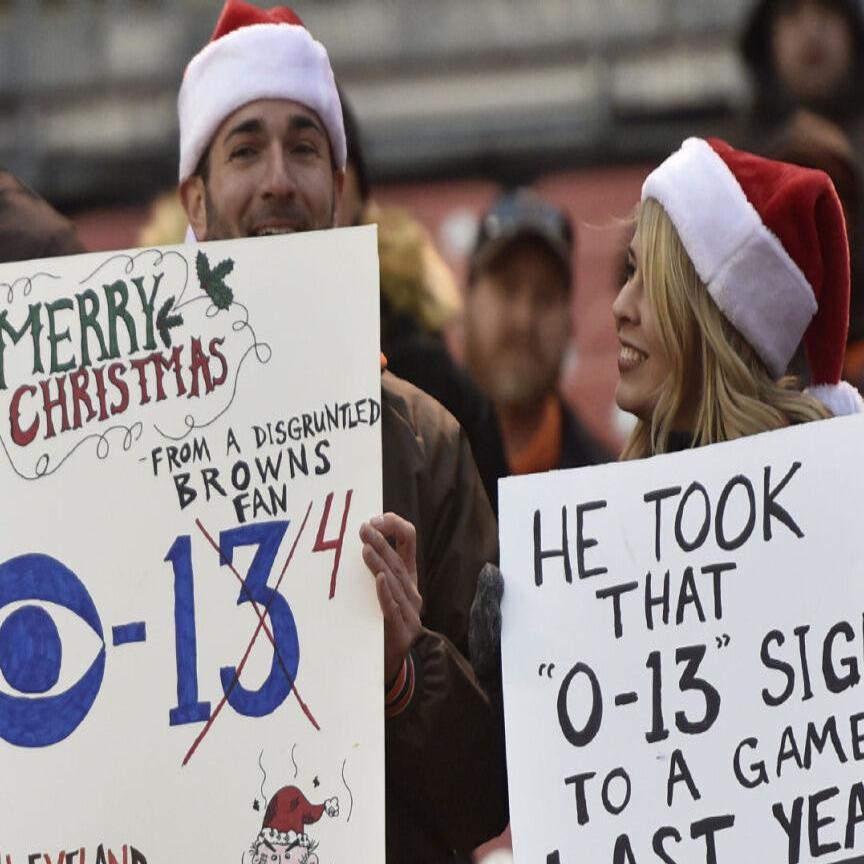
left=804, top=381, right=864, bottom=416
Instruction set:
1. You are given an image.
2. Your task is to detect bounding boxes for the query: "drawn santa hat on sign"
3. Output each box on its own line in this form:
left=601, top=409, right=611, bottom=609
left=257, top=785, right=339, bottom=848
left=642, top=136, right=863, bottom=416
left=177, top=0, right=346, bottom=183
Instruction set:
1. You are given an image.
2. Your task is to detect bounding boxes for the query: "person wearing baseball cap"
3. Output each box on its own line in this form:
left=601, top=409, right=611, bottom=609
left=615, top=136, right=861, bottom=461
left=176, top=3, right=507, bottom=861
left=464, top=190, right=608, bottom=475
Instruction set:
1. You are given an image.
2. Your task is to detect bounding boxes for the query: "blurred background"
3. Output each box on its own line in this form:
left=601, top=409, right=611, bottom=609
left=1, top=0, right=858, bottom=455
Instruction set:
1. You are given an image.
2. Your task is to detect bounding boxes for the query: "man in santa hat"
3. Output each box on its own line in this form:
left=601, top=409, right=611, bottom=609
left=176, top=2, right=508, bottom=861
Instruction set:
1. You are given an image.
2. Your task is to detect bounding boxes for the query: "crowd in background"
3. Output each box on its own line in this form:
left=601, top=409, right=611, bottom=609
left=2, top=1, right=863, bottom=862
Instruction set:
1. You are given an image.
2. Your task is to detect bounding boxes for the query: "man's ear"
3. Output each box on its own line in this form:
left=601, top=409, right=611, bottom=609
left=179, top=175, right=208, bottom=241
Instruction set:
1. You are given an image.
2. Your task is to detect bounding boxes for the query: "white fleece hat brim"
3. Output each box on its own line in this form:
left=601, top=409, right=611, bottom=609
left=178, top=22, right=346, bottom=182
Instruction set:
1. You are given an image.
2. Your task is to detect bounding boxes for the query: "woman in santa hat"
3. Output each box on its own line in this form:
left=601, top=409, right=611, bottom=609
left=613, top=136, right=862, bottom=459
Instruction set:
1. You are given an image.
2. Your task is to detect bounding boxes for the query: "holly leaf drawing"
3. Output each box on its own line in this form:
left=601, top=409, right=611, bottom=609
left=156, top=295, right=184, bottom=348
left=196, top=249, right=235, bottom=310
left=211, top=258, right=234, bottom=281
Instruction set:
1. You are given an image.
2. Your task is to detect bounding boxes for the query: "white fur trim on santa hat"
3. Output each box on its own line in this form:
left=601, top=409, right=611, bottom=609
left=805, top=380, right=864, bottom=416
left=642, top=137, right=817, bottom=379
left=257, top=827, right=311, bottom=848
left=178, top=22, right=346, bottom=182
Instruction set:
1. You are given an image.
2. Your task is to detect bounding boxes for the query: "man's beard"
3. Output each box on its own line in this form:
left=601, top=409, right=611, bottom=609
left=487, top=359, right=558, bottom=408
left=203, top=188, right=235, bottom=240
left=203, top=187, right=336, bottom=240
left=467, top=335, right=559, bottom=409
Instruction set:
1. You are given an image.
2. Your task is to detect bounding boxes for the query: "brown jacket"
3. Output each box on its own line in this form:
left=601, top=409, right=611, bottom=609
left=381, top=371, right=508, bottom=863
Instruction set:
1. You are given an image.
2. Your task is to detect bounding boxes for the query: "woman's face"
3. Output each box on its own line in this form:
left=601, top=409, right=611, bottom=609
left=771, top=0, right=854, bottom=104
left=612, top=230, right=672, bottom=422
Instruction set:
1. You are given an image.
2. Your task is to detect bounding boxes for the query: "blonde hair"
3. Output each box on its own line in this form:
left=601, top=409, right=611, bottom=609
left=371, top=204, right=462, bottom=333
left=620, top=199, right=829, bottom=460
left=137, top=189, right=188, bottom=247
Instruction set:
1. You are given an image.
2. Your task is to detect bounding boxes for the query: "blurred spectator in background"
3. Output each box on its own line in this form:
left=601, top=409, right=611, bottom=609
left=0, top=170, right=84, bottom=263
left=464, top=191, right=608, bottom=475
left=375, top=203, right=509, bottom=509
left=336, top=90, right=371, bottom=228
left=764, top=109, right=864, bottom=388
left=341, top=89, right=509, bottom=508
left=376, top=205, right=463, bottom=333
left=739, top=0, right=864, bottom=156
left=138, top=188, right=187, bottom=247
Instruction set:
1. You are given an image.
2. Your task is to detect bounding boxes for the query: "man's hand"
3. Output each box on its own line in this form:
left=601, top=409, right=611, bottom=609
left=359, top=513, right=423, bottom=684
left=325, top=796, right=339, bottom=817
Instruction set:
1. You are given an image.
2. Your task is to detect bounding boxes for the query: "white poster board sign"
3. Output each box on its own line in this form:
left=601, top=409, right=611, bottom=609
left=501, top=416, right=864, bottom=864
left=0, top=227, right=384, bottom=862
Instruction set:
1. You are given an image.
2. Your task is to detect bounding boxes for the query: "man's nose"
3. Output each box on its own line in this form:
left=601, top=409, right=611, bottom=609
left=508, top=286, right=536, bottom=330
left=261, top=146, right=296, bottom=198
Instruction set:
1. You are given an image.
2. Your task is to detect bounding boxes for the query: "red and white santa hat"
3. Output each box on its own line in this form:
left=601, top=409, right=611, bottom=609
left=178, top=0, right=346, bottom=183
left=642, top=136, right=863, bottom=416
left=258, top=784, right=327, bottom=846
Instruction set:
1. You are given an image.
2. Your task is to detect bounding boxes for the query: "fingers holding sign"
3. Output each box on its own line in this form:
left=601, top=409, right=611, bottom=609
left=360, top=513, right=423, bottom=684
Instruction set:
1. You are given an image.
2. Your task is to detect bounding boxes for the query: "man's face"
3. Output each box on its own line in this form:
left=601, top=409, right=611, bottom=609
left=464, top=236, right=572, bottom=409
left=181, top=99, right=344, bottom=241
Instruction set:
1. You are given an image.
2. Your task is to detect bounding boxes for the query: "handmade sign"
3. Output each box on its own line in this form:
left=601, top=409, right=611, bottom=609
left=0, top=227, right=384, bottom=863
left=500, top=415, right=864, bottom=864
